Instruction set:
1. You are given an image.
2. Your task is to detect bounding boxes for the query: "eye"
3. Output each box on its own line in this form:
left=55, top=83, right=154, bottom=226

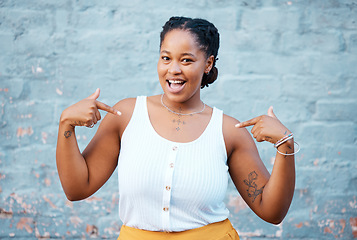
left=182, top=58, right=193, bottom=63
left=162, top=56, right=170, bottom=61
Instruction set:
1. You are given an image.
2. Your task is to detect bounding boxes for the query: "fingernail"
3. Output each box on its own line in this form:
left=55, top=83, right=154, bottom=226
left=235, top=123, right=240, bottom=128
left=116, top=110, right=122, bottom=116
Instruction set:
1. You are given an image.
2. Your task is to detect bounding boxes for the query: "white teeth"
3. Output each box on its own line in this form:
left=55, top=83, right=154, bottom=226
left=168, top=80, right=184, bottom=84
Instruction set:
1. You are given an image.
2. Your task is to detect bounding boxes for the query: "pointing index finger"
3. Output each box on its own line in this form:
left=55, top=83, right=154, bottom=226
left=235, top=117, right=259, bottom=128
left=96, top=101, right=122, bottom=116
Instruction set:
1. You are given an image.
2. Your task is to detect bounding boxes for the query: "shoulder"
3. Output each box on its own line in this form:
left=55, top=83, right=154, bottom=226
left=113, top=97, right=138, bottom=132
left=222, top=113, right=253, bottom=158
left=114, top=97, right=137, bottom=115
left=97, top=97, right=138, bottom=137
left=222, top=113, right=242, bottom=143
left=222, top=113, right=239, bottom=126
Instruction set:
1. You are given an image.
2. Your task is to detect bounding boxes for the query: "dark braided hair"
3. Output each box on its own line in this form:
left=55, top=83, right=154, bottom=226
left=160, top=16, right=220, bottom=89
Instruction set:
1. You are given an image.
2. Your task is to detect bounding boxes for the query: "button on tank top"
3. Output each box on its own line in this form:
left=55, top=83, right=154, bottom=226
left=118, top=96, right=229, bottom=232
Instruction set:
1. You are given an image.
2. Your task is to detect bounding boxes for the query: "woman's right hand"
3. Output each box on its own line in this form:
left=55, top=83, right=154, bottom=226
left=60, top=88, right=121, bottom=128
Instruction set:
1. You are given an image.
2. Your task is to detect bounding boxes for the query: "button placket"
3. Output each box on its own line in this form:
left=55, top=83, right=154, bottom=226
left=161, top=145, right=178, bottom=231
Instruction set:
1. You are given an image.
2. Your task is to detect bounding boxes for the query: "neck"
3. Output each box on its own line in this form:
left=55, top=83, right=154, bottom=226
left=161, top=94, right=204, bottom=115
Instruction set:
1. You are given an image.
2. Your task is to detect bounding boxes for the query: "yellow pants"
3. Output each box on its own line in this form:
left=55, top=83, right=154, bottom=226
left=117, top=219, right=240, bottom=240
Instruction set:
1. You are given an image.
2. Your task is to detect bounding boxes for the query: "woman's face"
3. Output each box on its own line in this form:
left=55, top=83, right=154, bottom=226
left=157, top=29, right=213, bottom=104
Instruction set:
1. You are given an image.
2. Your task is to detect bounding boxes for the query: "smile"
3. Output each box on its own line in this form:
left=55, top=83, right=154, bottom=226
left=167, top=79, right=186, bottom=85
left=166, top=79, right=186, bottom=93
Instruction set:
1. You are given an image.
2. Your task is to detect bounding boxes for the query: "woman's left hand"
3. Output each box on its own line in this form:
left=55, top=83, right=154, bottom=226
left=235, top=106, right=291, bottom=144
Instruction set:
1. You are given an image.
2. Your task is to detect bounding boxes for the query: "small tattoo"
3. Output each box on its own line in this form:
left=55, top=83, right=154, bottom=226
left=173, top=119, right=186, bottom=125
left=265, top=136, right=272, bottom=141
left=284, top=146, right=293, bottom=158
left=243, top=171, right=265, bottom=203
left=64, top=131, right=72, bottom=138
left=172, top=112, right=186, bottom=131
left=73, top=121, right=85, bottom=126
left=70, top=121, right=86, bottom=128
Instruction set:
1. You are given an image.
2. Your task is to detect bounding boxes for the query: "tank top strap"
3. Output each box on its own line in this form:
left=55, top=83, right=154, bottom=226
left=205, top=107, right=227, bottom=160
left=134, top=96, right=147, bottom=118
left=121, top=96, right=148, bottom=141
left=127, top=96, right=147, bottom=126
left=208, top=107, right=224, bottom=136
left=211, top=107, right=223, bottom=127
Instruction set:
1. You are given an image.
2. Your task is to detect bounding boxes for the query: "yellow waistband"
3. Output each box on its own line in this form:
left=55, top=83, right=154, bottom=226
left=117, top=219, right=239, bottom=240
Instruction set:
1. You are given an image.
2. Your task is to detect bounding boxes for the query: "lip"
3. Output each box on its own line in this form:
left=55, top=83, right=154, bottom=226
left=166, top=78, right=187, bottom=94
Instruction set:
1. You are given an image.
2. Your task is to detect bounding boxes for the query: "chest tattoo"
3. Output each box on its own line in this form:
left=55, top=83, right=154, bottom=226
left=172, top=116, right=186, bottom=131
left=172, top=109, right=187, bottom=131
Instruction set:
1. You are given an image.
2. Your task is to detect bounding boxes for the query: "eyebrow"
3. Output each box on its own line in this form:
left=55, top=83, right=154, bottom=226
left=182, top=52, right=196, bottom=58
left=160, top=50, right=196, bottom=58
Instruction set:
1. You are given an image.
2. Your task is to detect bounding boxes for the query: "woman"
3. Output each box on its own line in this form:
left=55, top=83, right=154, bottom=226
left=56, top=16, right=297, bottom=240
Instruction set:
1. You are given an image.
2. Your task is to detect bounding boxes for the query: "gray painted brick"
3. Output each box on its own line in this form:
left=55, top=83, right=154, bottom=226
left=0, top=1, right=356, bottom=239
left=314, top=100, right=357, bottom=121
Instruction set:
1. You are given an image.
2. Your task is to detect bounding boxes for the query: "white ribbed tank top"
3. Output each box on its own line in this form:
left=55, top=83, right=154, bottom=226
left=118, top=96, right=229, bottom=232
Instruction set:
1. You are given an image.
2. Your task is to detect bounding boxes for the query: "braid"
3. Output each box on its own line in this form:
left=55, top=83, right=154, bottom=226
left=160, top=17, right=220, bottom=88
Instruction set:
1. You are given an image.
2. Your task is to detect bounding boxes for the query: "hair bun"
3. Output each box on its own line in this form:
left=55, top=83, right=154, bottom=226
left=201, top=67, right=218, bottom=89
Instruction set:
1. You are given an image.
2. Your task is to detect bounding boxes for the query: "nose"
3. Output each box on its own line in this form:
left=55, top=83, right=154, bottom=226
left=168, top=61, right=181, bottom=74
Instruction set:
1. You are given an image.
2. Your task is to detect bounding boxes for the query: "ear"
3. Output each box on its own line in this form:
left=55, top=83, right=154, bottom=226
left=205, top=55, right=214, bottom=73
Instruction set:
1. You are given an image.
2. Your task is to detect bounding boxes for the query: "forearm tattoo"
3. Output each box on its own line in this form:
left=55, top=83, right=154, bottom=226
left=243, top=171, right=265, bottom=203
left=64, top=131, right=72, bottom=138
left=64, top=121, right=85, bottom=138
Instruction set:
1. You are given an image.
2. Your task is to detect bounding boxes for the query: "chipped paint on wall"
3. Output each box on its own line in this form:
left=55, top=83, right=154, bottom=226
left=227, top=194, right=248, bottom=213
left=16, top=127, right=34, bottom=137
left=16, top=218, right=33, bottom=234
left=0, top=1, right=356, bottom=239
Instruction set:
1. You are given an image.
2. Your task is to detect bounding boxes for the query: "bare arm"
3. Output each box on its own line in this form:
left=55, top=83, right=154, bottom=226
left=56, top=89, right=122, bottom=201
left=225, top=107, right=295, bottom=224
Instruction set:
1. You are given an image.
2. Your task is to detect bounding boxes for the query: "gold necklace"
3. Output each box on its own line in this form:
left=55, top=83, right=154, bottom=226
left=160, top=94, right=205, bottom=116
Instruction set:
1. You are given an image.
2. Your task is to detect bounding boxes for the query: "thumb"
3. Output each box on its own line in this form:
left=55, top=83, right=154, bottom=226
left=267, top=106, right=277, bottom=118
left=87, top=88, right=100, bottom=100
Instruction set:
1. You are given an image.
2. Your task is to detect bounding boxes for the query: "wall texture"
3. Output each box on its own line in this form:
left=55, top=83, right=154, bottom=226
left=0, top=0, right=356, bottom=239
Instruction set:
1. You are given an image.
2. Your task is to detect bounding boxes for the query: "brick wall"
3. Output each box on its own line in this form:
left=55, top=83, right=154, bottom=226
left=0, top=0, right=356, bottom=239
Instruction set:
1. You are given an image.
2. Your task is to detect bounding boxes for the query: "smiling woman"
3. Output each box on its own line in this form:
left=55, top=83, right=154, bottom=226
left=56, top=16, right=297, bottom=240
left=158, top=29, right=213, bottom=108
